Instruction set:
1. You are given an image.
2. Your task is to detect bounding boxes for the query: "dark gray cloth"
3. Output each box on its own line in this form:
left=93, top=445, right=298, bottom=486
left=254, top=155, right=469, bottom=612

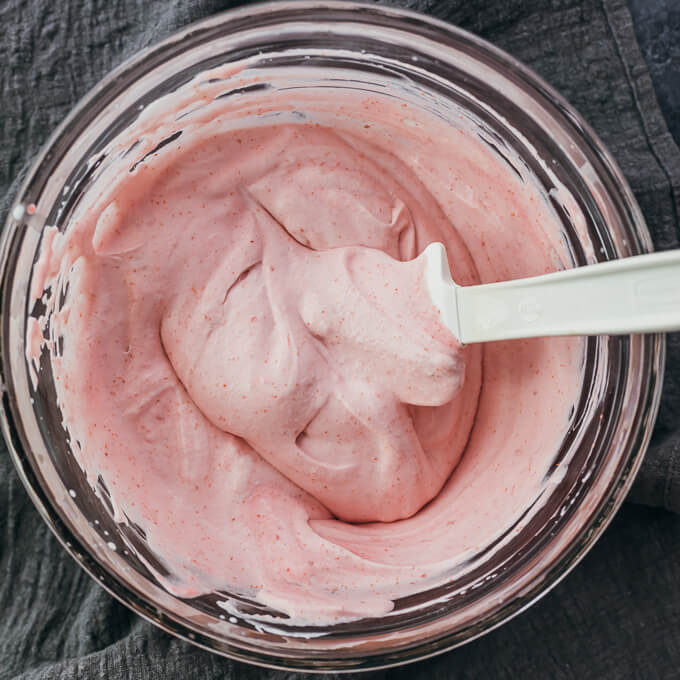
left=1, top=0, right=679, bottom=678
left=625, top=0, right=680, bottom=513
left=629, top=0, right=680, bottom=144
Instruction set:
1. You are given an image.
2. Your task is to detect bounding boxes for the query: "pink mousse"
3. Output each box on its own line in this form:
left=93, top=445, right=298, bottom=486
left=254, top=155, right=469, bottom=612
left=29, top=66, right=583, bottom=624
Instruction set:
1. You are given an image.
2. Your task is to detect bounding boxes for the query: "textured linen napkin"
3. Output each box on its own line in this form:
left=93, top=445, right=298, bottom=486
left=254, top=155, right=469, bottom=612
left=1, top=0, right=679, bottom=678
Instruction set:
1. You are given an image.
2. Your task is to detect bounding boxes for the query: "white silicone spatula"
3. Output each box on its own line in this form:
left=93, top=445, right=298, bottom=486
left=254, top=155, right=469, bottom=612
left=423, top=242, right=680, bottom=344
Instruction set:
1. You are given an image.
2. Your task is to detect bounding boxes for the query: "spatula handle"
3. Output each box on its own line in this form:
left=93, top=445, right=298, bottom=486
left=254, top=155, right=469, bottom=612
left=456, top=250, right=680, bottom=344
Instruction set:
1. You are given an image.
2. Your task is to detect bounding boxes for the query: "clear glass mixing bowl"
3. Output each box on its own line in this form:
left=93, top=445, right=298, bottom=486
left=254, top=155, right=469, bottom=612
left=0, top=1, right=665, bottom=672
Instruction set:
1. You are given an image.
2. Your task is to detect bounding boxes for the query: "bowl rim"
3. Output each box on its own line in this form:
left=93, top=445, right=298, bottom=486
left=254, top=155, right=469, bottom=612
left=0, top=0, right=666, bottom=672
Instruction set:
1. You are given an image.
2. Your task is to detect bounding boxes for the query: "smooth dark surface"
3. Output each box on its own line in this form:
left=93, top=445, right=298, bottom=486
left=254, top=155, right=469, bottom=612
left=1, top=0, right=679, bottom=678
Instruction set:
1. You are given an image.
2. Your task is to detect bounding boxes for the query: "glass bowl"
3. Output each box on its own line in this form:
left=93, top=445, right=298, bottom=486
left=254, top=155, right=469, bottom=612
left=0, top=1, right=665, bottom=672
